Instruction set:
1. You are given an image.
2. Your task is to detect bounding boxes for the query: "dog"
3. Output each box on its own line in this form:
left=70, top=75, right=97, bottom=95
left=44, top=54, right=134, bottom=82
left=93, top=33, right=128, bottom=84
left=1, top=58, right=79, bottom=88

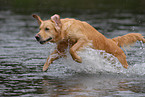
left=32, top=14, right=145, bottom=72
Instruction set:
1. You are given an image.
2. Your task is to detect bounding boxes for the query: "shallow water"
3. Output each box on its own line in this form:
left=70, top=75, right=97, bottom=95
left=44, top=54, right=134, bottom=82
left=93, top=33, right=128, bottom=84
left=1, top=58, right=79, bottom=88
left=0, top=10, right=145, bottom=97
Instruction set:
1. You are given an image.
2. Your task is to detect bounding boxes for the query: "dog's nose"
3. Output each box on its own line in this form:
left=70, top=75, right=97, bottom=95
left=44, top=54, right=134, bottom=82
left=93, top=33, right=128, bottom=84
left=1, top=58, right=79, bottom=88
left=35, top=34, right=40, bottom=41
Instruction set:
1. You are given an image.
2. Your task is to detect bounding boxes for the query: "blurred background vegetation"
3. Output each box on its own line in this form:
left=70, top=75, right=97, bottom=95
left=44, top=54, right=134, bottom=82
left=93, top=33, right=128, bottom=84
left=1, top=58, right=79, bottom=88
left=0, top=0, right=145, bottom=14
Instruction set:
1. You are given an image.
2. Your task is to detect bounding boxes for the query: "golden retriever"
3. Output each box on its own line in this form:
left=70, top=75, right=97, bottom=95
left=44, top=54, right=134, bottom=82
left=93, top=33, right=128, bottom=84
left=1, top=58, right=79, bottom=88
left=32, top=14, right=145, bottom=71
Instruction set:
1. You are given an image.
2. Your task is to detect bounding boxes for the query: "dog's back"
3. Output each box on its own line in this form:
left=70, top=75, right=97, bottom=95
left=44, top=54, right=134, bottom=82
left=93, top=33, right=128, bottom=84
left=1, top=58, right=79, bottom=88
left=62, top=19, right=126, bottom=56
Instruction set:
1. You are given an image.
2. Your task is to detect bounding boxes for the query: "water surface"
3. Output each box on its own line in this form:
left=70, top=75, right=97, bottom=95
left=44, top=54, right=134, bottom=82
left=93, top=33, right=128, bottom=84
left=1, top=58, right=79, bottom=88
left=0, top=9, right=145, bottom=97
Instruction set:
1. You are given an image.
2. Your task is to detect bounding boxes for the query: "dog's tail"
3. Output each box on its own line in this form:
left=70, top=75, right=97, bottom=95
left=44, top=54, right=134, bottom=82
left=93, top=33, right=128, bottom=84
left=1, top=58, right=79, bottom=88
left=112, top=33, right=145, bottom=48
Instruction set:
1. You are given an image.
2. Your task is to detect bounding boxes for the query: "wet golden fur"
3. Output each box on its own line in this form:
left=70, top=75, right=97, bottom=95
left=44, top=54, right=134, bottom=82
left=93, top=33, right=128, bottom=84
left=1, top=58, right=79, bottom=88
left=33, top=14, right=145, bottom=71
left=112, top=33, right=145, bottom=47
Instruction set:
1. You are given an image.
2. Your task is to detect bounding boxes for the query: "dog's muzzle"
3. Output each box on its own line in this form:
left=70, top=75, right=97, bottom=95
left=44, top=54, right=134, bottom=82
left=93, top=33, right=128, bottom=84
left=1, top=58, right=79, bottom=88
left=39, top=37, right=53, bottom=44
left=35, top=34, right=41, bottom=41
left=35, top=34, right=52, bottom=44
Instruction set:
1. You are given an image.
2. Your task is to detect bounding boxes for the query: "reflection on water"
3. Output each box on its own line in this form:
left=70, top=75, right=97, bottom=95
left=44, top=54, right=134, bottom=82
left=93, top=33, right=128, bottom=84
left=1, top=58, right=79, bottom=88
left=0, top=9, right=145, bottom=96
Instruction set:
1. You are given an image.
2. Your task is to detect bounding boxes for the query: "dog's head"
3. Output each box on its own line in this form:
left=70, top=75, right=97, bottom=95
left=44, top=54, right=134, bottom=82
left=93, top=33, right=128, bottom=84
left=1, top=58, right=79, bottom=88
left=33, top=14, right=62, bottom=44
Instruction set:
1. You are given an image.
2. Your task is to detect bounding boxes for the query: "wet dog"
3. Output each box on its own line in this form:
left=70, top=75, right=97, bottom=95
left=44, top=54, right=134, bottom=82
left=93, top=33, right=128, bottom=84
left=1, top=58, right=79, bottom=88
left=33, top=14, right=145, bottom=71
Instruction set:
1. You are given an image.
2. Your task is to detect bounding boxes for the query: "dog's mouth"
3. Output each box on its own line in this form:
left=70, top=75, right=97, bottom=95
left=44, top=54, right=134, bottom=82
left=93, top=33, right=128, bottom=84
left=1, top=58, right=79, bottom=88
left=39, top=37, right=53, bottom=44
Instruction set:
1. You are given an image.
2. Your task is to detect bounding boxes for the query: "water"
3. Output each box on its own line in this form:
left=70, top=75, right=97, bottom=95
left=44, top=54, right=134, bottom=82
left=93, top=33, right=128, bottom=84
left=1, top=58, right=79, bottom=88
left=0, top=9, right=145, bottom=97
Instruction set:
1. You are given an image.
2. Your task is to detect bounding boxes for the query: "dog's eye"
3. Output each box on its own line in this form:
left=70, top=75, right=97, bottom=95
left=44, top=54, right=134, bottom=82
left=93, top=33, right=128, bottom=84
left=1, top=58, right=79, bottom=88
left=45, top=28, right=49, bottom=31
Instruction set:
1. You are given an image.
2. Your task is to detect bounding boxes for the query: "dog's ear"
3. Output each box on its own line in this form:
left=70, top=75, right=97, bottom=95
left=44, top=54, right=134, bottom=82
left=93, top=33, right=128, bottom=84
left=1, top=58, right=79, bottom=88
left=32, top=14, right=42, bottom=25
left=51, top=14, right=62, bottom=33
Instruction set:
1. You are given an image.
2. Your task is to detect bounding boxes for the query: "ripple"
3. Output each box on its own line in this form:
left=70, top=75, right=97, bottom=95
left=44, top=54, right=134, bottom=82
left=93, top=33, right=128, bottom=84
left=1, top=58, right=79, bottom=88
left=0, top=10, right=145, bottom=97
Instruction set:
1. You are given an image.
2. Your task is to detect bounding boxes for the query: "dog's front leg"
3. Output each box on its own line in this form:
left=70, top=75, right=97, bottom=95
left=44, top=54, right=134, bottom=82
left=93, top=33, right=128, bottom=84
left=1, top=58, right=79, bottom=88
left=43, top=41, right=68, bottom=71
left=43, top=50, right=60, bottom=71
left=70, top=38, right=86, bottom=63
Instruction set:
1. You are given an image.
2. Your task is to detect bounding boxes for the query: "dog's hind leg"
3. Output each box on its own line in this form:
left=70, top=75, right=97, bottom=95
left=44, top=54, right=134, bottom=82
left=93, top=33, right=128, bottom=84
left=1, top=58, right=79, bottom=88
left=116, top=53, right=128, bottom=69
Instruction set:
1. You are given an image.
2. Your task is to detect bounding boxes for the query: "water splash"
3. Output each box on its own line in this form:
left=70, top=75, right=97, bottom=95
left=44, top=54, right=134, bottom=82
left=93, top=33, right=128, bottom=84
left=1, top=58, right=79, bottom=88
left=139, top=41, right=144, bottom=49
left=57, top=47, right=145, bottom=76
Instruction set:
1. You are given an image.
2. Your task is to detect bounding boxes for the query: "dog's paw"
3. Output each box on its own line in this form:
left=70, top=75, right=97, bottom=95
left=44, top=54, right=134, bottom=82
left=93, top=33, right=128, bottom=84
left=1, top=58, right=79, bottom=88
left=123, top=64, right=128, bottom=69
left=71, top=54, right=82, bottom=63
left=43, top=67, right=48, bottom=72
left=43, top=63, right=50, bottom=72
left=74, top=57, right=82, bottom=63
